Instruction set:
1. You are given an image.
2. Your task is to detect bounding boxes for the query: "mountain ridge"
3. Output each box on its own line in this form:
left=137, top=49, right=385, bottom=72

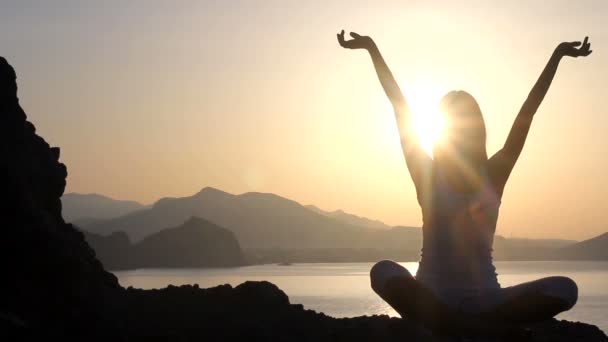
left=74, top=187, right=608, bottom=261
left=81, top=187, right=376, bottom=248
left=62, top=192, right=147, bottom=222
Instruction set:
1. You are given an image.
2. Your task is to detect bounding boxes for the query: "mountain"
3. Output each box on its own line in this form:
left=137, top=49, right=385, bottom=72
left=79, top=186, right=605, bottom=260
left=305, top=205, right=391, bottom=229
left=558, top=232, right=608, bottom=260
left=84, top=231, right=134, bottom=270
left=83, top=217, right=246, bottom=270
left=81, top=187, right=401, bottom=248
left=62, top=192, right=146, bottom=222
left=135, top=217, right=246, bottom=268
left=504, top=238, right=577, bottom=249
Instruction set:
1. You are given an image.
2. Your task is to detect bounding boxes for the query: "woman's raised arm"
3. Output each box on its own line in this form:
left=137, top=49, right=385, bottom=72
left=337, top=30, right=407, bottom=112
left=489, top=37, right=592, bottom=194
left=338, top=30, right=431, bottom=192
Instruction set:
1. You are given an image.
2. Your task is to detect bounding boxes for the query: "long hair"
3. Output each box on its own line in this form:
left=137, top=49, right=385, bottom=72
left=433, top=90, right=488, bottom=172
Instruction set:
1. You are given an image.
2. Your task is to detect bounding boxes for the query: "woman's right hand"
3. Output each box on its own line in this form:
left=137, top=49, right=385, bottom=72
left=337, top=30, right=374, bottom=50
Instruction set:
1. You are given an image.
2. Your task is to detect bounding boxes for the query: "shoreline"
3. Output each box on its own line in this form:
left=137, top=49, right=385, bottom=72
left=107, top=259, right=608, bottom=272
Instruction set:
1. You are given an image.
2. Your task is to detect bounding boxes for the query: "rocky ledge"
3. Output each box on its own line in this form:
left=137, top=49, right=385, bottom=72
left=119, top=280, right=607, bottom=341
left=0, top=56, right=606, bottom=341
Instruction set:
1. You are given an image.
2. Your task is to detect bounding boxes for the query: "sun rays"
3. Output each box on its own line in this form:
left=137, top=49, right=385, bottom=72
left=403, top=83, right=445, bottom=156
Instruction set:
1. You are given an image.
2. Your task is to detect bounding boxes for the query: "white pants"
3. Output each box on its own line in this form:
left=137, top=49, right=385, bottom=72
left=370, top=260, right=577, bottom=317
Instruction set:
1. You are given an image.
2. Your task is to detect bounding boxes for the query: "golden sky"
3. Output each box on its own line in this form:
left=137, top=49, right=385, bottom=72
left=2, top=0, right=607, bottom=240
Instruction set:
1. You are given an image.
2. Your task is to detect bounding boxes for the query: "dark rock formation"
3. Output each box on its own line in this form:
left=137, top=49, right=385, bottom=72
left=83, top=217, right=247, bottom=270
left=121, top=281, right=607, bottom=341
left=0, top=57, right=123, bottom=339
left=1, top=57, right=606, bottom=341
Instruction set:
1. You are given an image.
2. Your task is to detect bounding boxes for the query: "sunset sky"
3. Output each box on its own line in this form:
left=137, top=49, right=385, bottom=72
left=2, top=0, right=607, bottom=240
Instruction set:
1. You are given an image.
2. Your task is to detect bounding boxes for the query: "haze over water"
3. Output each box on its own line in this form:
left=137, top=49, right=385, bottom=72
left=116, top=261, right=608, bottom=333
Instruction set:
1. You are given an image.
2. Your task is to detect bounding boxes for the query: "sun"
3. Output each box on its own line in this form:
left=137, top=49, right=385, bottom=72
left=403, top=84, right=445, bottom=156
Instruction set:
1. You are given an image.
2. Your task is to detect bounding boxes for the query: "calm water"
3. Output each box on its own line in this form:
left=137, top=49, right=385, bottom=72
left=115, top=261, right=608, bottom=333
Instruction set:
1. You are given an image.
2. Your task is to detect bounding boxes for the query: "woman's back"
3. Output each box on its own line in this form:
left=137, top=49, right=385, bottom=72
left=416, top=163, right=501, bottom=301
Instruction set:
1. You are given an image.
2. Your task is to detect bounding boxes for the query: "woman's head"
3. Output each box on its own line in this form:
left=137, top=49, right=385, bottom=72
left=433, top=90, right=487, bottom=168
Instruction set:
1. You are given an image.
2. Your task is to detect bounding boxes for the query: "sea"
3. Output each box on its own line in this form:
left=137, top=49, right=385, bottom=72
left=115, top=261, right=608, bottom=333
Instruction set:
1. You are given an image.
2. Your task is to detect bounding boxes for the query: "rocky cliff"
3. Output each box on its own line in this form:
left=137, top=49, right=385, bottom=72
left=0, top=57, right=123, bottom=339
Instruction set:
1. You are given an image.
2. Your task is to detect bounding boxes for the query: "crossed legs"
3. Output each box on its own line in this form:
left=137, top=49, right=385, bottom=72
left=370, top=260, right=578, bottom=334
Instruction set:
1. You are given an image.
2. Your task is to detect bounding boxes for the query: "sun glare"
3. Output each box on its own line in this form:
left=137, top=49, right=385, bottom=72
left=404, top=84, right=445, bottom=156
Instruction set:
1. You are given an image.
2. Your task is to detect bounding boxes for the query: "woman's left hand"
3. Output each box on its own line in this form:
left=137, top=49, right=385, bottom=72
left=556, top=36, right=592, bottom=58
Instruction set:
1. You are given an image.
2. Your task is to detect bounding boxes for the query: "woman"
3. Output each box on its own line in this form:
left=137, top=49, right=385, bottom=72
left=337, top=30, right=592, bottom=331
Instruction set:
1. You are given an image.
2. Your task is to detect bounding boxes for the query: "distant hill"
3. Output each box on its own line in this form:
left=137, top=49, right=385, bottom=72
left=558, top=232, right=608, bottom=260
left=504, top=238, right=577, bottom=249
left=62, top=193, right=146, bottom=222
left=77, top=186, right=608, bottom=261
left=82, top=217, right=246, bottom=270
left=84, top=231, right=133, bottom=270
left=81, top=187, right=410, bottom=249
left=305, top=205, right=391, bottom=230
left=245, top=232, right=608, bottom=264
left=135, top=217, right=246, bottom=268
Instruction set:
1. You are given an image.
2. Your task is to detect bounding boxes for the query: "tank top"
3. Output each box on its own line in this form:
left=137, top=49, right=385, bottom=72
left=415, top=163, right=501, bottom=301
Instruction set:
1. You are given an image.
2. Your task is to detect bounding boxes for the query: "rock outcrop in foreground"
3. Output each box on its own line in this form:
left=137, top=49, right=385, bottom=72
left=1, top=57, right=606, bottom=341
left=121, top=281, right=607, bottom=341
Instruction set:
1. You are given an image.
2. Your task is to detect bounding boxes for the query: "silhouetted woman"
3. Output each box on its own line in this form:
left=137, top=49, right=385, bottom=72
left=337, top=30, right=592, bottom=332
